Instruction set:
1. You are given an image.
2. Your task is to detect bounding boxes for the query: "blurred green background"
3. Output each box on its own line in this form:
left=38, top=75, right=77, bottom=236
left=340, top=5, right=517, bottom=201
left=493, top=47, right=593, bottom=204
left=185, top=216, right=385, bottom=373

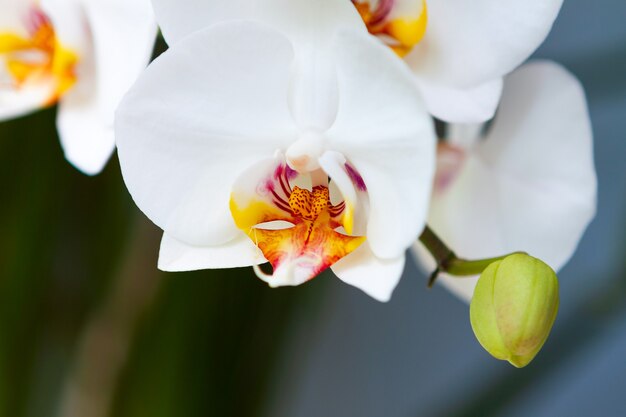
left=0, top=107, right=324, bottom=416
left=1, top=0, right=626, bottom=416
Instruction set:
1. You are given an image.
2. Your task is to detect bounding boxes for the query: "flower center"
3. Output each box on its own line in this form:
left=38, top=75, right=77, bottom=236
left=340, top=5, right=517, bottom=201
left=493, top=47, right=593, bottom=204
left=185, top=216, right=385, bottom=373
left=352, top=0, right=428, bottom=57
left=230, top=160, right=366, bottom=286
left=289, top=185, right=330, bottom=221
left=0, top=7, right=78, bottom=104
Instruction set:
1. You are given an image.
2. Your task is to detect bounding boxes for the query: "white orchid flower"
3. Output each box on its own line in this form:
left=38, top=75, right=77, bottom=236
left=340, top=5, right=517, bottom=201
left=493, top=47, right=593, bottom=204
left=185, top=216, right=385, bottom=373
left=351, top=0, right=564, bottom=123
left=116, top=0, right=436, bottom=302
left=0, top=0, right=156, bottom=174
left=412, top=61, right=597, bottom=301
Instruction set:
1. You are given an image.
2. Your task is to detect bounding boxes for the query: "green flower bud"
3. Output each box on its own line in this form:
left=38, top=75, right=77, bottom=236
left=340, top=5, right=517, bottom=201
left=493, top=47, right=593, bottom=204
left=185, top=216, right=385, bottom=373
left=470, top=253, right=559, bottom=368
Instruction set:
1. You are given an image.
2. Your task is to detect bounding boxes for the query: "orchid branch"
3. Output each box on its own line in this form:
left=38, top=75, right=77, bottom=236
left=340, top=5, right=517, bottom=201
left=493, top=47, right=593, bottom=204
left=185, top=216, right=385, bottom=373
left=418, top=225, right=526, bottom=288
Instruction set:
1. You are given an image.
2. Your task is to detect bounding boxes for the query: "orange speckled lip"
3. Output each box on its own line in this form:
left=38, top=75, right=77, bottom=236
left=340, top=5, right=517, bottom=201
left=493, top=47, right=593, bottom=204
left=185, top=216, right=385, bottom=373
left=230, top=160, right=366, bottom=283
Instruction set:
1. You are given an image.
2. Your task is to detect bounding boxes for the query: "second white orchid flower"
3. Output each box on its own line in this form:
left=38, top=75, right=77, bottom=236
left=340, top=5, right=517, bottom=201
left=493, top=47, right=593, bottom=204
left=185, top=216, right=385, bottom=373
left=116, top=0, right=436, bottom=302
left=413, top=61, right=597, bottom=301
left=350, top=0, right=564, bottom=123
left=0, top=0, right=156, bottom=174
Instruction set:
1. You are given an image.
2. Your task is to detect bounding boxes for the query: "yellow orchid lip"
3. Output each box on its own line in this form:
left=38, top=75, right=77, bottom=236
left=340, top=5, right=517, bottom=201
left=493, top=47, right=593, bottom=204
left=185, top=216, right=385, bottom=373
left=353, top=0, right=428, bottom=57
left=0, top=6, right=78, bottom=105
left=230, top=160, right=366, bottom=285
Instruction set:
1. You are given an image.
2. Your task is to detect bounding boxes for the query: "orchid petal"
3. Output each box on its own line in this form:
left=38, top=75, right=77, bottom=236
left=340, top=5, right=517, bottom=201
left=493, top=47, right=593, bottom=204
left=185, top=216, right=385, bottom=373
left=152, top=0, right=366, bottom=131
left=116, top=22, right=297, bottom=247
left=158, top=233, right=264, bottom=272
left=258, top=0, right=365, bottom=130
left=0, top=82, right=52, bottom=120
left=327, top=29, right=436, bottom=260
left=424, top=61, right=596, bottom=302
left=152, top=0, right=364, bottom=46
left=0, top=0, right=31, bottom=35
left=406, top=0, right=563, bottom=89
left=57, top=0, right=156, bottom=174
left=332, top=245, right=405, bottom=302
left=415, top=77, right=503, bottom=124
left=318, top=150, right=369, bottom=236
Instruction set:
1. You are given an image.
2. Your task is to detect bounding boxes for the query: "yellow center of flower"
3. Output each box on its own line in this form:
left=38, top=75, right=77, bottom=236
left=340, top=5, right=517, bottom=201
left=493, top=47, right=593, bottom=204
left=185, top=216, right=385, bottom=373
left=0, top=8, right=78, bottom=105
left=230, top=164, right=365, bottom=284
left=353, top=0, right=428, bottom=57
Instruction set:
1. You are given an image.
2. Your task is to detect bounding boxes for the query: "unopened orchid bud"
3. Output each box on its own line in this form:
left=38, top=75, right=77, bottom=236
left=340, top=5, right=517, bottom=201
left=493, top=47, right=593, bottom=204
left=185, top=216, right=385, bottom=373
left=470, top=254, right=559, bottom=368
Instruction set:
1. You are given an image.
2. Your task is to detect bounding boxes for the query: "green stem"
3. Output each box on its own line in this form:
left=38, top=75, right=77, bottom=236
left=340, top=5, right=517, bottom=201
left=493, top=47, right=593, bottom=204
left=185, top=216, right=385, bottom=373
left=418, top=225, right=525, bottom=287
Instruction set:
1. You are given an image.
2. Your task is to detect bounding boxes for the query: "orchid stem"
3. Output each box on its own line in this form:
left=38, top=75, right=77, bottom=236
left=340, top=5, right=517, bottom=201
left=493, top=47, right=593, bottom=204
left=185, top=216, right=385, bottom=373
left=418, top=225, right=525, bottom=288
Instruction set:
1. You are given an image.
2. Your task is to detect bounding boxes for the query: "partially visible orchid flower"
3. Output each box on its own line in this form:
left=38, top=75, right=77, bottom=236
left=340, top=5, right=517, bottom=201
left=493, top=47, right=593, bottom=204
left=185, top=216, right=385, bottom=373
left=351, top=0, right=564, bottom=123
left=116, top=0, right=436, bottom=301
left=412, top=61, right=597, bottom=301
left=0, top=0, right=156, bottom=174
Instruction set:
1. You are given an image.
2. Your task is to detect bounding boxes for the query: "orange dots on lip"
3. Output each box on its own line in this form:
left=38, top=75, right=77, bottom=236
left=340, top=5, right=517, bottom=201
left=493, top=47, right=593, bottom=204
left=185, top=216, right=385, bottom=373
left=289, top=185, right=330, bottom=222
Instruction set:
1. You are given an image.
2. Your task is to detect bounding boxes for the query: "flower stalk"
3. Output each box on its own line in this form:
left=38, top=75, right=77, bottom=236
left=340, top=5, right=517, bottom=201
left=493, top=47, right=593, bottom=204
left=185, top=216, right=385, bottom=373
left=418, top=225, right=525, bottom=287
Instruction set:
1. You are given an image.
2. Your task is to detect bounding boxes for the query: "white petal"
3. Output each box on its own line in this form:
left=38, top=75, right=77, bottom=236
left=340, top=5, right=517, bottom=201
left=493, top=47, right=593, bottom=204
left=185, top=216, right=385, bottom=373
left=327, top=29, right=436, bottom=260
left=229, top=155, right=295, bottom=227
left=116, top=22, right=298, bottom=246
left=318, top=152, right=356, bottom=204
left=416, top=77, right=503, bottom=123
left=152, top=0, right=365, bottom=131
left=40, top=0, right=90, bottom=55
left=57, top=95, right=116, bottom=175
left=0, top=83, right=52, bottom=120
left=441, top=274, right=479, bottom=302
left=152, top=0, right=364, bottom=45
left=158, top=232, right=264, bottom=272
left=259, top=0, right=365, bottom=130
left=151, top=0, right=249, bottom=45
left=79, top=0, right=155, bottom=117
left=406, top=0, right=563, bottom=88
left=57, top=0, right=156, bottom=174
left=318, top=150, right=369, bottom=236
left=0, top=0, right=31, bottom=37
left=427, top=61, right=596, bottom=301
left=332, top=244, right=405, bottom=302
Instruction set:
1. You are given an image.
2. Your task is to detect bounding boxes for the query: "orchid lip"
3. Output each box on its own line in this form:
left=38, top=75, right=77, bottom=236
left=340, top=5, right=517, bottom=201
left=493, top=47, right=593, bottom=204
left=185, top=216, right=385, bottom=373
left=230, top=156, right=369, bottom=286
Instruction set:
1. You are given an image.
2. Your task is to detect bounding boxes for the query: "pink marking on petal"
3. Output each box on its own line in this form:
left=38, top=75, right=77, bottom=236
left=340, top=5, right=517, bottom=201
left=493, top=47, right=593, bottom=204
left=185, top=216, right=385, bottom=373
left=434, top=143, right=466, bottom=194
left=345, top=163, right=367, bottom=192
left=285, top=165, right=298, bottom=181
left=370, top=0, right=395, bottom=26
left=26, top=7, right=50, bottom=35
